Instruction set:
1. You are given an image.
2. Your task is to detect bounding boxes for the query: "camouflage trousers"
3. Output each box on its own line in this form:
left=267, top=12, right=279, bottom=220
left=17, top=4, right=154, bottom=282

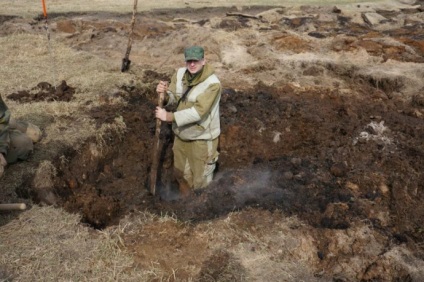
left=173, top=136, right=219, bottom=192
left=5, top=119, right=34, bottom=164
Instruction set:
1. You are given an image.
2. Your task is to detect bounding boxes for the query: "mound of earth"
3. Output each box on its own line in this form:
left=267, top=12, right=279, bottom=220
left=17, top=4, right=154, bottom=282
left=7, top=81, right=75, bottom=102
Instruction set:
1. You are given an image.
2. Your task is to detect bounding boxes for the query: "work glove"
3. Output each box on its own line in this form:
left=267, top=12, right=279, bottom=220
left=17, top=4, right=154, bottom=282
left=0, top=153, right=7, bottom=179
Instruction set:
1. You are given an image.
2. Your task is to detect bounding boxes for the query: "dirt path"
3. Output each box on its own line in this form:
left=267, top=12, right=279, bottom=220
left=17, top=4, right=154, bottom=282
left=1, top=1, right=424, bottom=281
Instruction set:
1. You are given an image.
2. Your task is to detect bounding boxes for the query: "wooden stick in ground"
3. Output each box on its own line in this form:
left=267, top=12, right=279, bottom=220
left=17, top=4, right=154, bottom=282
left=0, top=203, right=27, bottom=211
left=121, top=0, right=138, bottom=72
left=149, top=91, right=165, bottom=195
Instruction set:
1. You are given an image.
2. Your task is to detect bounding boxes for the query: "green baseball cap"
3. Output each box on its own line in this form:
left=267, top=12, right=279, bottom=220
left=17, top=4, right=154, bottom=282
left=184, top=46, right=204, bottom=61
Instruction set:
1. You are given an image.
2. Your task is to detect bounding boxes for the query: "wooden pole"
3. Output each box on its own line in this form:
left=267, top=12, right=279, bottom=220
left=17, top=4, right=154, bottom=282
left=0, top=203, right=27, bottom=211
left=121, top=0, right=138, bottom=72
left=149, top=92, right=165, bottom=195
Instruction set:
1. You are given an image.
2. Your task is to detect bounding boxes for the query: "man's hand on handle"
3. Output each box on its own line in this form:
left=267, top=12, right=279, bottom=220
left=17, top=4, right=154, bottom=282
left=155, top=107, right=167, bottom=121
left=155, top=107, right=174, bottom=122
left=155, top=80, right=173, bottom=122
left=156, top=80, right=168, bottom=95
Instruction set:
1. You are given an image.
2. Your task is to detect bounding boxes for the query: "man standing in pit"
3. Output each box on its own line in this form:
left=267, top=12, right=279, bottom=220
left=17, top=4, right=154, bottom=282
left=0, top=95, right=42, bottom=178
left=155, top=46, right=222, bottom=197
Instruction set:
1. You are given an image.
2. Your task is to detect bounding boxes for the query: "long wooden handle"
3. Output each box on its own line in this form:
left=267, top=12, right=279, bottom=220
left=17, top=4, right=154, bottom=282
left=0, top=203, right=27, bottom=211
left=125, top=0, right=138, bottom=59
left=149, top=92, right=165, bottom=195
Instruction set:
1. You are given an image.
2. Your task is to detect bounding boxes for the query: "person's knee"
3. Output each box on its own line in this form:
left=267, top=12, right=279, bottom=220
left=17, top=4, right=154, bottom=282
left=26, top=123, right=42, bottom=143
left=6, top=132, right=34, bottom=163
left=9, top=118, right=42, bottom=143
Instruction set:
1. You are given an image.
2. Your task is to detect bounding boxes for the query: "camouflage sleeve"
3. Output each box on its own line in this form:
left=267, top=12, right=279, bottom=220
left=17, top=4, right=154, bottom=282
left=0, top=96, right=11, bottom=155
left=193, top=82, right=221, bottom=118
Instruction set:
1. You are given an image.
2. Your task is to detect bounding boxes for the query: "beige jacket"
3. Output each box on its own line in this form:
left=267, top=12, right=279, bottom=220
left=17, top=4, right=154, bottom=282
left=166, top=64, right=221, bottom=141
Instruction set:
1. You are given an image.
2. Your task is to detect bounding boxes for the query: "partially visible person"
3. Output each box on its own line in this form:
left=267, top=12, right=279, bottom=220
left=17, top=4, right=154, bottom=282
left=155, top=45, right=221, bottom=197
left=0, top=95, right=42, bottom=178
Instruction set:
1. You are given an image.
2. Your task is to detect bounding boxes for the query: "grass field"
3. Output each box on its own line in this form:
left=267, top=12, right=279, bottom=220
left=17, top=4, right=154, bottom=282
left=1, top=0, right=387, bottom=17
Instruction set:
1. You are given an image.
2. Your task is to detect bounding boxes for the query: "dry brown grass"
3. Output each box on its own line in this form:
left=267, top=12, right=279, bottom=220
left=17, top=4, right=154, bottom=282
left=0, top=206, right=177, bottom=281
left=0, top=0, right=385, bottom=18
left=32, top=160, right=56, bottom=189
left=94, top=116, right=128, bottom=156
left=0, top=32, right=136, bottom=151
left=0, top=33, right=134, bottom=93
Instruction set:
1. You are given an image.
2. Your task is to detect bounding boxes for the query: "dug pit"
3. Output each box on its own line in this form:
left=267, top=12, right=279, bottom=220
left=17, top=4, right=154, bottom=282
left=12, top=73, right=424, bottom=253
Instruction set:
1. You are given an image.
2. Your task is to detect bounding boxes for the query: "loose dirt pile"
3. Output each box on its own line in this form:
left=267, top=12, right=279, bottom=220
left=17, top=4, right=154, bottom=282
left=1, top=1, right=424, bottom=281
left=7, top=81, right=75, bottom=102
